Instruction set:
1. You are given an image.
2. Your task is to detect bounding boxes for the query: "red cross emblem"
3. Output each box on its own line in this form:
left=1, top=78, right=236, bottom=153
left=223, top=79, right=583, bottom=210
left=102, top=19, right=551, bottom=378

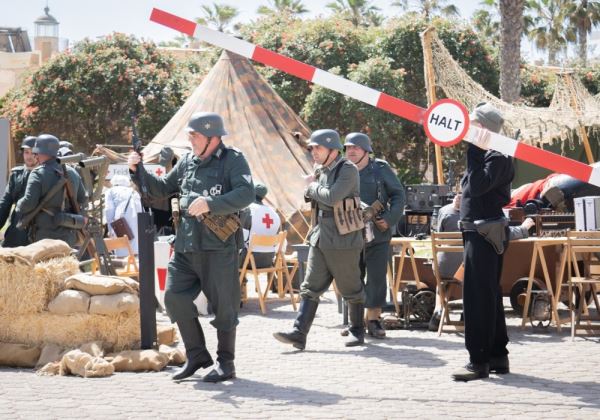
left=155, top=167, right=164, bottom=176
left=262, top=213, right=274, bottom=229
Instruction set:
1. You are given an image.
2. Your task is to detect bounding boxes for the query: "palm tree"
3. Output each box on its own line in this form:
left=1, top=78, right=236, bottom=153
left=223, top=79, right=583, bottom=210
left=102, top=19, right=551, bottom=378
left=527, top=0, right=576, bottom=65
left=257, top=0, right=309, bottom=16
left=567, top=0, right=600, bottom=66
left=325, top=0, right=382, bottom=27
left=472, top=1, right=501, bottom=48
left=196, top=3, right=239, bottom=32
left=391, top=0, right=460, bottom=21
left=499, top=0, right=525, bottom=103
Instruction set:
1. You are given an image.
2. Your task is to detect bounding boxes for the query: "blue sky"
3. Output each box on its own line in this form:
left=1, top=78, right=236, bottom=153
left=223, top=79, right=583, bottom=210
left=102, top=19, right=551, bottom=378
left=4, top=1, right=482, bottom=44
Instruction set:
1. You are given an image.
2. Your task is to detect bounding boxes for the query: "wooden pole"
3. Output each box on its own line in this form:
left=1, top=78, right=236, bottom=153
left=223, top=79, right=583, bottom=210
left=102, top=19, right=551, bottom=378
left=421, top=27, right=444, bottom=184
left=563, top=73, right=595, bottom=164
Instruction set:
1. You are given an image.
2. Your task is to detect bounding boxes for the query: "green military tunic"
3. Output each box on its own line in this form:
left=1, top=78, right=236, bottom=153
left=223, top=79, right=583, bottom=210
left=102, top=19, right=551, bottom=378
left=15, top=160, right=87, bottom=247
left=358, top=158, right=405, bottom=308
left=0, top=166, right=33, bottom=247
left=302, top=155, right=365, bottom=304
left=135, top=143, right=254, bottom=331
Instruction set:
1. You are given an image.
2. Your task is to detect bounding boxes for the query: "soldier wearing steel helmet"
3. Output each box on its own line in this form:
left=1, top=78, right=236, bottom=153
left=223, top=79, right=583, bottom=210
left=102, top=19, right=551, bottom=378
left=0, top=136, right=38, bottom=247
left=344, top=132, right=405, bottom=338
left=15, top=134, right=88, bottom=247
left=128, top=112, right=254, bottom=383
left=273, top=129, right=366, bottom=350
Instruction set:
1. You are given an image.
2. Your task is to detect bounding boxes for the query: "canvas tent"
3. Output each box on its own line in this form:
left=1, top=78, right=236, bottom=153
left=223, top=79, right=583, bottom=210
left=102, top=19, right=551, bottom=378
left=143, top=50, right=314, bottom=224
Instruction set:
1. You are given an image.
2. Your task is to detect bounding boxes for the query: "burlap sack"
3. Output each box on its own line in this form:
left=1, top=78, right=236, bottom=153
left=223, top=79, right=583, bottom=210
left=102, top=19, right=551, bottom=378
left=0, top=342, right=41, bottom=368
left=157, top=325, right=177, bottom=345
left=109, top=350, right=169, bottom=372
left=65, top=273, right=135, bottom=296
left=89, top=293, right=139, bottom=316
left=120, top=277, right=139, bottom=292
left=10, top=239, right=73, bottom=265
left=158, top=344, right=186, bottom=366
left=37, top=361, right=61, bottom=376
left=79, top=341, right=104, bottom=357
left=59, top=349, right=114, bottom=378
left=0, top=249, right=31, bottom=266
left=35, top=343, right=65, bottom=369
left=47, top=290, right=90, bottom=314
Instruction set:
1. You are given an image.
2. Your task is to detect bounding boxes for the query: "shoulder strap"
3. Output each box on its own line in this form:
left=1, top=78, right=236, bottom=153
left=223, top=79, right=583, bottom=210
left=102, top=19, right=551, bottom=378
left=218, top=148, right=230, bottom=192
left=332, top=158, right=345, bottom=182
left=370, top=160, right=384, bottom=201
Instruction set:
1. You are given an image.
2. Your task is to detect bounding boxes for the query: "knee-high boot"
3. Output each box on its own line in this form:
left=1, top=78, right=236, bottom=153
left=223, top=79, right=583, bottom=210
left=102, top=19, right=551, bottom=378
left=172, top=318, right=213, bottom=380
left=345, top=302, right=365, bottom=347
left=273, top=299, right=318, bottom=350
left=203, top=328, right=236, bottom=382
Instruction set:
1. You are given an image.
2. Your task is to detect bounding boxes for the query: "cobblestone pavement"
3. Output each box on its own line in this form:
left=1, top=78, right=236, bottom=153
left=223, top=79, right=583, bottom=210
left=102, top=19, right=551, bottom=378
left=1, top=291, right=599, bottom=419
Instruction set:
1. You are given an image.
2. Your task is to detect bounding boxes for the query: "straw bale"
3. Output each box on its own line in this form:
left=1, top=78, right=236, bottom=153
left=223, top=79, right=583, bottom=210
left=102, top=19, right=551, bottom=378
left=59, top=350, right=114, bottom=378
left=0, top=312, right=140, bottom=352
left=0, top=256, right=79, bottom=315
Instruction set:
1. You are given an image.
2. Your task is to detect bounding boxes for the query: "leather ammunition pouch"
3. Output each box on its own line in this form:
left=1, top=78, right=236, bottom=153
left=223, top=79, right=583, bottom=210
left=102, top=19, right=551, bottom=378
left=333, top=197, right=364, bottom=235
left=53, top=212, right=86, bottom=230
left=201, top=213, right=241, bottom=242
left=473, top=217, right=509, bottom=255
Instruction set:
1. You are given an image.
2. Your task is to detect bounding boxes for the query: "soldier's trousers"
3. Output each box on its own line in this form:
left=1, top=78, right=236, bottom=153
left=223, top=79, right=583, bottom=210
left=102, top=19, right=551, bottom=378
left=360, top=241, right=390, bottom=308
left=165, top=250, right=240, bottom=331
left=300, top=246, right=365, bottom=304
left=462, top=231, right=509, bottom=364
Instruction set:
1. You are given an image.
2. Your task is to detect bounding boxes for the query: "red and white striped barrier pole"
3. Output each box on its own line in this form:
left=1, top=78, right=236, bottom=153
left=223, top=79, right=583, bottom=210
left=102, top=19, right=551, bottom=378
left=150, top=8, right=600, bottom=188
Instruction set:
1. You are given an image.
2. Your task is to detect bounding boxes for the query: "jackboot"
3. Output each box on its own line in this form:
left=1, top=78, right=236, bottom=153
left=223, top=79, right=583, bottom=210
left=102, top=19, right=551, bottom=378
left=452, top=362, right=490, bottom=382
left=172, top=318, right=213, bottom=381
left=345, top=302, right=365, bottom=347
left=273, top=299, right=318, bottom=350
left=489, top=355, right=510, bottom=374
left=203, top=329, right=236, bottom=383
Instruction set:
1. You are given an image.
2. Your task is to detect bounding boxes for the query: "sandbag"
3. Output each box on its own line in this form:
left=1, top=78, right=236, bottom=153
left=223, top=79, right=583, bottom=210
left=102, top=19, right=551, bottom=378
left=79, top=341, right=104, bottom=357
left=157, top=325, right=177, bottom=345
left=158, top=344, right=186, bottom=366
left=37, top=361, right=61, bottom=376
left=59, top=349, right=114, bottom=378
left=47, top=290, right=90, bottom=315
left=0, top=249, right=31, bottom=265
left=89, top=293, right=139, bottom=316
left=109, top=350, right=169, bottom=372
left=65, top=273, right=135, bottom=296
left=0, top=342, right=41, bottom=368
left=120, top=277, right=139, bottom=292
left=10, top=239, right=73, bottom=265
left=35, top=343, right=64, bottom=369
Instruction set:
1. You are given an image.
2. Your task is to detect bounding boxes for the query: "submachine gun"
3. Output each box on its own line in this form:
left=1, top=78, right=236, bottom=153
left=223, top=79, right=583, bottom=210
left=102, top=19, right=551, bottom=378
left=58, top=153, right=117, bottom=276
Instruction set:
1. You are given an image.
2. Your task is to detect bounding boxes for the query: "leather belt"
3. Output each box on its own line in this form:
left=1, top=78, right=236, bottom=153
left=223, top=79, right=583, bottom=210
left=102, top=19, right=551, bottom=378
left=458, top=220, right=477, bottom=231
left=318, top=210, right=334, bottom=218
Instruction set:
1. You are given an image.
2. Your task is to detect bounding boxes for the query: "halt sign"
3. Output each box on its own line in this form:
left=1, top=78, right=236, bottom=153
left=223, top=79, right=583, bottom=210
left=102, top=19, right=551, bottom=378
left=423, top=99, right=469, bottom=147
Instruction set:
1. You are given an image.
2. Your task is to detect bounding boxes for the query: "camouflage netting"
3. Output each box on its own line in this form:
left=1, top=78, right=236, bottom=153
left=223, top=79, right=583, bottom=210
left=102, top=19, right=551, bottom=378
left=426, top=30, right=600, bottom=148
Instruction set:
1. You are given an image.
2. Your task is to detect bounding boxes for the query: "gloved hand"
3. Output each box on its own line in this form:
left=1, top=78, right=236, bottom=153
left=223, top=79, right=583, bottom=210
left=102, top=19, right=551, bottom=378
left=467, top=124, right=492, bottom=151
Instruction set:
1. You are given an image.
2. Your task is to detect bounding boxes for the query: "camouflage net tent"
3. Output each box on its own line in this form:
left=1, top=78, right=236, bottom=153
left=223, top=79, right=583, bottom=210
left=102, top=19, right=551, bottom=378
left=143, top=50, right=314, bottom=239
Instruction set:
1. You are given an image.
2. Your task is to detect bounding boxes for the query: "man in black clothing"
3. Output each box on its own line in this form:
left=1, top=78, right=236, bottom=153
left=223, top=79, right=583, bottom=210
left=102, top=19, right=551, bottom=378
left=452, top=103, right=515, bottom=382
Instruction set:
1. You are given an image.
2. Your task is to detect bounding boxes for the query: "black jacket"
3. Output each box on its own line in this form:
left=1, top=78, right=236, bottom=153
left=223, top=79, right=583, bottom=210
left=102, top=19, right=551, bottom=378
left=460, top=144, right=514, bottom=222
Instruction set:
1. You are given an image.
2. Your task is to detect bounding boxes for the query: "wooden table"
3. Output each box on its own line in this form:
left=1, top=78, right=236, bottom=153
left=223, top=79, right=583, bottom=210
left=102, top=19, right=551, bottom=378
left=519, top=237, right=569, bottom=331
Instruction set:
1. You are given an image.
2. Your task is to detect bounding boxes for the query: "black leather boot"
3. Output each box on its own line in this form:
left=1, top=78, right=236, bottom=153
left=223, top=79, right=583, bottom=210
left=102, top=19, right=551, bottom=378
left=204, top=329, right=236, bottom=383
left=172, top=318, right=213, bottom=381
left=452, top=362, right=490, bottom=382
left=345, top=302, right=365, bottom=347
left=489, top=355, right=510, bottom=374
left=273, top=299, right=318, bottom=350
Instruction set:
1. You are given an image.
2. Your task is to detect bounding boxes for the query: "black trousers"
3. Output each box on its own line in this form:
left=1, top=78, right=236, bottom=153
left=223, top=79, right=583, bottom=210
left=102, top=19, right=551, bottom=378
left=462, top=231, right=509, bottom=364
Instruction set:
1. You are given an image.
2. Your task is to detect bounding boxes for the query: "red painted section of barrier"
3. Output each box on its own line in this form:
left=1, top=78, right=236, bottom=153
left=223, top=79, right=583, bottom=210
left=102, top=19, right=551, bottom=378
left=150, top=8, right=196, bottom=36
left=156, top=267, right=167, bottom=291
left=515, top=143, right=593, bottom=182
left=376, top=93, right=426, bottom=124
left=253, top=47, right=316, bottom=81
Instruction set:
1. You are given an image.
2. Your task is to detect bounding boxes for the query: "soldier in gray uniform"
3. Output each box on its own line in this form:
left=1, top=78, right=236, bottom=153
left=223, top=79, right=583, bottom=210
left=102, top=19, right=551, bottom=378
left=0, top=136, right=38, bottom=247
left=128, top=112, right=254, bottom=382
left=274, top=129, right=366, bottom=349
left=344, top=133, right=405, bottom=338
left=15, top=134, right=87, bottom=247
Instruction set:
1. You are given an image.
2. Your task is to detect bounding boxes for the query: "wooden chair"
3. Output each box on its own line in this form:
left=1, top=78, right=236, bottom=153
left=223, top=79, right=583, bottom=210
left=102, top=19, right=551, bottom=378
left=239, top=232, right=297, bottom=314
left=93, top=235, right=139, bottom=279
left=430, top=231, right=465, bottom=335
left=566, top=231, right=600, bottom=338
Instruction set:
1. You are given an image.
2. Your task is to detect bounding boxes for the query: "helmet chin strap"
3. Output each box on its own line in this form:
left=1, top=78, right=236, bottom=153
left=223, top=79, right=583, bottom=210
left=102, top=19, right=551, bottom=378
left=355, top=150, right=368, bottom=166
left=323, top=149, right=335, bottom=167
left=199, top=137, right=213, bottom=158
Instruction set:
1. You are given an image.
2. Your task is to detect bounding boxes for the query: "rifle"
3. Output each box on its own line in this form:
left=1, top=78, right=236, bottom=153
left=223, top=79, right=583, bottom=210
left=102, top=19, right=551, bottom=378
left=131, top=115, right=150, bottom=205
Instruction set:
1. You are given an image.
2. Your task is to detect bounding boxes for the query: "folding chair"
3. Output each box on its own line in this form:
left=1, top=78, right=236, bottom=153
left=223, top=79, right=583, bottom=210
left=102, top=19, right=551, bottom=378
left=430, top=231, right=464, bottom=335
left=93, top=235, right=139, bottom=279
left=566, top=231, right=600, bottom=339
left=239, top=232, right=297, bottom=314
